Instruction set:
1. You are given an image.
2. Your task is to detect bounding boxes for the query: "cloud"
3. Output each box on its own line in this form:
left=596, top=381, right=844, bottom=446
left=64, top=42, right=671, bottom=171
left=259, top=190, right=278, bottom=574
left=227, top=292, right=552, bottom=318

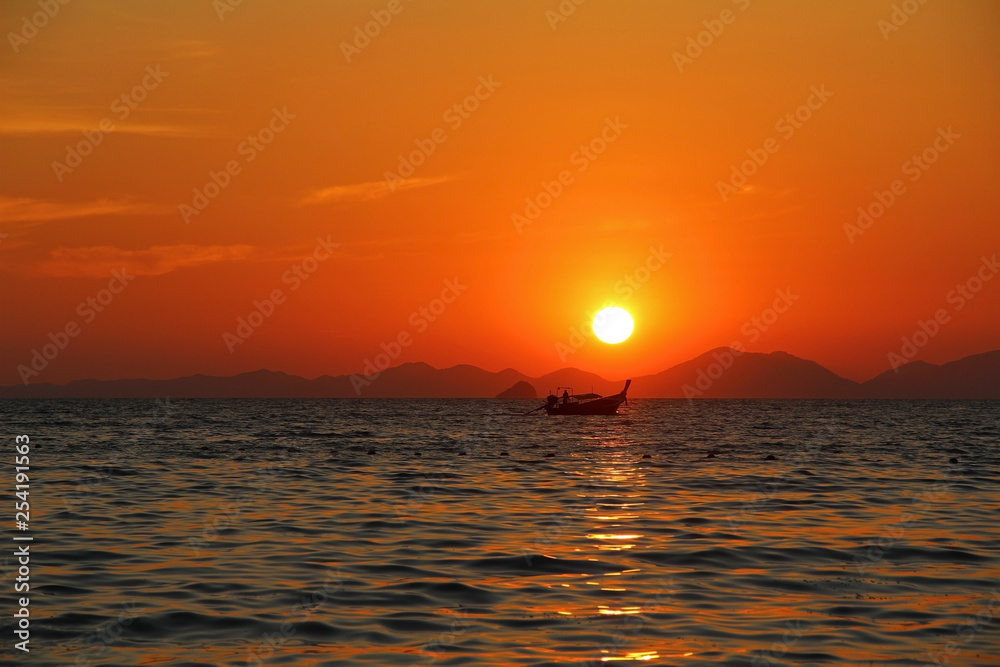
left=32, top=244, right=256, bottom=278
left=0, top=117, right=206, bottom=137
left=0, top=196, right=167, bottom=223
left=596, top=219, right=650, bottom=232
left=163, top=39, right=224, bottom=60
left=301, top=174, right=456, bottom=205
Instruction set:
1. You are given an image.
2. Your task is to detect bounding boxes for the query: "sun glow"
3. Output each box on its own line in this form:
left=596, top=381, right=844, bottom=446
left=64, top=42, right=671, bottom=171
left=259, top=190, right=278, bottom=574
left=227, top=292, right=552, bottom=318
left=593, top=307, right=634, bottom=344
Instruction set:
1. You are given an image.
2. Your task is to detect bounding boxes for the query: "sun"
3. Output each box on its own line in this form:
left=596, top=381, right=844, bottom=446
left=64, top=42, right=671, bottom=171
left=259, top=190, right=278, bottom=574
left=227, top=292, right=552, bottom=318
left=593, top=306, right=634, bottom=344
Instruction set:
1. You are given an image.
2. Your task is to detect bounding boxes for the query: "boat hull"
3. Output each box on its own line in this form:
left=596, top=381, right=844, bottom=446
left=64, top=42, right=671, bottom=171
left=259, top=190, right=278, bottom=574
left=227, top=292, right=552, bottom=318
left=543, top=395, right=626, bottom=415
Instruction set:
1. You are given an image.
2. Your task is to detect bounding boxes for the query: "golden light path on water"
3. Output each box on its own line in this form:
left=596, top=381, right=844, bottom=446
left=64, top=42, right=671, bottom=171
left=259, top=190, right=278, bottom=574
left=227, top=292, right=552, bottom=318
left=575, top=442, right=664, bottom=660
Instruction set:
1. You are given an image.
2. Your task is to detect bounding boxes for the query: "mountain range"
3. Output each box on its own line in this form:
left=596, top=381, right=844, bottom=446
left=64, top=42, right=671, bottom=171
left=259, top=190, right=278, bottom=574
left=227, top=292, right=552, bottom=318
left=1, top=348, right=997, bottom=399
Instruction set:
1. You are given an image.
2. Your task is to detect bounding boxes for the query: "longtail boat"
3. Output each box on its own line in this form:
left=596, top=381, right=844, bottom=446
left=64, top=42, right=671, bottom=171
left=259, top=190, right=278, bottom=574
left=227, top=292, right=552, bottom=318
left=534, top=380, right=631, bottom=415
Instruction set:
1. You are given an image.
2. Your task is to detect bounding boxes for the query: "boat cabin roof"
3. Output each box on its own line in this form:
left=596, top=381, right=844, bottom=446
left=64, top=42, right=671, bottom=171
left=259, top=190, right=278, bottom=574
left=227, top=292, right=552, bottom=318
left=549, top=387, right=602, bottom=401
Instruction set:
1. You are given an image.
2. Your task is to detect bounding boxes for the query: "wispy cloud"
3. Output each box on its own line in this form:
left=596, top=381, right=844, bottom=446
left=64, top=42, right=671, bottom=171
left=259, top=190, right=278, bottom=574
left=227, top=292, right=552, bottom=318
left=301, top=174, right=456, bottom=205
left=0, top=117, right=206, bottom=137
left=164, top=39, right=224, bottom=60
left=0, top=196, right=167, bottom=223
left=31, top=244, right=256, bottom=278
left=596, top=219, right=651, bottom=232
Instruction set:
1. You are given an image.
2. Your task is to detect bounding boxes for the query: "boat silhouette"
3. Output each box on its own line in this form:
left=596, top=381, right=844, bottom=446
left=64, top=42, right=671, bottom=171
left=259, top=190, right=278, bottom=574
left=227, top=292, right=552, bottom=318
left=533, top=380, right=631, bottom=415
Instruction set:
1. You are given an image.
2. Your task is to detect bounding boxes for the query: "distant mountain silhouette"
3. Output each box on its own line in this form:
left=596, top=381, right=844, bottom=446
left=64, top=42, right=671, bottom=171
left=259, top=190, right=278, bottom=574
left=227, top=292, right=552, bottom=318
left=632, top=348, right=861, bottom=398
left=859, top=350, right=1000, bottom=399
left=347, top=363, right=526, bottom=398
left=0, top=349, right=996, bottom=399
left=495, top=381, right=537, bottom=399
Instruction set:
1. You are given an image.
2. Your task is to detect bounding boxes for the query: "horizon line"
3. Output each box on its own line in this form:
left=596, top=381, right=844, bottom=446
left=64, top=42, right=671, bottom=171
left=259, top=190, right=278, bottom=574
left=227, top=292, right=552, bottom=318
left=5, top=346, right=998, bottom=391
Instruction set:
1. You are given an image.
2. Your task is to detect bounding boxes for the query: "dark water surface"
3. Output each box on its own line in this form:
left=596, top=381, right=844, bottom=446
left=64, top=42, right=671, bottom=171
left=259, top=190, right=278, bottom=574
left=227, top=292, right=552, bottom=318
left=2, top=399, right=999, bottom=666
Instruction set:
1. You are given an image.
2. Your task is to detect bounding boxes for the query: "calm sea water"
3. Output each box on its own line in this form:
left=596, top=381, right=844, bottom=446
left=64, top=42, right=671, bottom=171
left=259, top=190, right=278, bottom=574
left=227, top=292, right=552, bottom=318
left=2, top=399, right=998, bottom=666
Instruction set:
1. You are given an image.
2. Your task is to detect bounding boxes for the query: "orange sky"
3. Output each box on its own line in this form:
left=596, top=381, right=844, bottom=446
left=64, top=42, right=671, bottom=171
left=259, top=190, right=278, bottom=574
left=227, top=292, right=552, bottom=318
left=2, top=0, right=998, bottom=386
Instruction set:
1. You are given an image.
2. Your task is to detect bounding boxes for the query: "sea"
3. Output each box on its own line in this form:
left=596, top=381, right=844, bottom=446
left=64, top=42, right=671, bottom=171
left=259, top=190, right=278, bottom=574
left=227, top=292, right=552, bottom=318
left=1, top=399, right=998, bottom=666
